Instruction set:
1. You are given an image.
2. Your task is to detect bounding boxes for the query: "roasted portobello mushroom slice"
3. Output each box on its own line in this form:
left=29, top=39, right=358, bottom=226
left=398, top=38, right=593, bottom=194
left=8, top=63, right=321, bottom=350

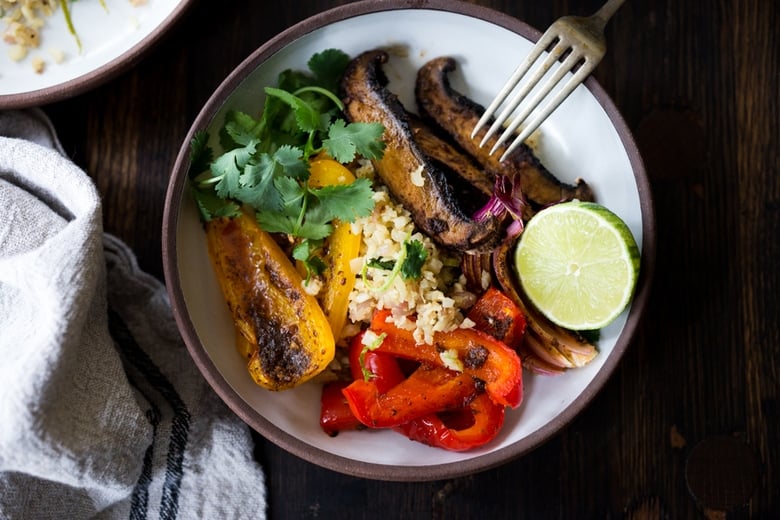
left=340, top=49, right=500, bottom=252
left=406, top=113, right=493, bottom=200
left=415, top=56, right=595, bottom=211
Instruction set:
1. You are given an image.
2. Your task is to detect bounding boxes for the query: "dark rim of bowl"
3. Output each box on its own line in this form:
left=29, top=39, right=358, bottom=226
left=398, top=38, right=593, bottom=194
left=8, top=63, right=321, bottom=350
left=162, top=0, right=656, bottom=482
left=0, top=0, right=194, bottom=109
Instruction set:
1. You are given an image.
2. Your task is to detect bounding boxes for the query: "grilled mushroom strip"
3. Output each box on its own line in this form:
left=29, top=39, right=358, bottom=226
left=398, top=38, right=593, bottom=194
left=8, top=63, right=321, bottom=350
left=406, top=113, right=493, bottom=200
left=340, top=49, right=500, bottom=252
left=415, top=56, right=595, bottom=213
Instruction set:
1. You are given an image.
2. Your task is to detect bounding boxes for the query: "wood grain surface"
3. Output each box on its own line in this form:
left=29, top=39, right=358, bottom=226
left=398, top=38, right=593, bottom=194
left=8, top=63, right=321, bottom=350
left=44, top=0, right=778, bottom=517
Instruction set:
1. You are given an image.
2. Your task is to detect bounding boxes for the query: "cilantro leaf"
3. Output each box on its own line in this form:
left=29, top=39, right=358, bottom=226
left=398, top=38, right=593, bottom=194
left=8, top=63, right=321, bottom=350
left=292, top=239, right=316, bottom=262
left=291, top=238, right=327, bottom=283
left=273, top=145, right=309, bottom=180
left=257, top=85, right=299, bottom=145
left=400, top=239, right=427, bottom=280
left=308, top=255, right=328, bottom=276
left=309, top=177, right=375, bottom=222
left=211, top=140, right=259, bottom=199
left=253, top=175, right=373, bottom=240
left=190, top=185, right=240, bottom=222
left=275, top=176, right=307, bottom=219
left=207, top=145, right=309, bottom=212
left=362, top=238, right=428, bottom=292
left=367, top=258, right=395, bottom=270
left=323, top=119, right=386, bottom=163
left=255, top=211, right=298, bottom=236
left=222, top=110, right=262, bottom=147
left=308, top=49, right=350, bottom=92
left=254, top=176, right=304, bottom=235
left=295, top=220, right=334, bottom=241
left=257, top=202, right=332, bottom=240
left=265, top=87, right=322, bottom=134
left=277, top=67, right=316, bottom=93
left=188, top=131, right=213, bottom=179
left=187, top=49, right=387, bottom=251
left=234, top=154, right=281, bottom=210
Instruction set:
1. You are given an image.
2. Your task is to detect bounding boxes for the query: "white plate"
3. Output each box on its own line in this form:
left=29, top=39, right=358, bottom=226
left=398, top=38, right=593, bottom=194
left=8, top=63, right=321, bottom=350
left=163, top=0, right=654, bottom=481
left=0, top=0, right=191, bottom=108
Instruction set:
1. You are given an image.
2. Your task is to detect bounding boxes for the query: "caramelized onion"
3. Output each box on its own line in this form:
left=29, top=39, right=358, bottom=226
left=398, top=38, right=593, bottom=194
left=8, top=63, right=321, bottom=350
left=461, top=252, right=493, bottom=294
left=518, top=351, right=566, bottom=376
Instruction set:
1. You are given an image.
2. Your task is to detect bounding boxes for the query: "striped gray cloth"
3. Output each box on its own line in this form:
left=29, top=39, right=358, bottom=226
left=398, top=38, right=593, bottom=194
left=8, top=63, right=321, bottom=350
left=0, top=109, right=266, bottom=519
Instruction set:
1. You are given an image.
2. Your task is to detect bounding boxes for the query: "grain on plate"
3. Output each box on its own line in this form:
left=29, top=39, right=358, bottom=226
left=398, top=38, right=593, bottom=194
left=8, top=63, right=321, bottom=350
left=340, top=161, right=478, bottom=346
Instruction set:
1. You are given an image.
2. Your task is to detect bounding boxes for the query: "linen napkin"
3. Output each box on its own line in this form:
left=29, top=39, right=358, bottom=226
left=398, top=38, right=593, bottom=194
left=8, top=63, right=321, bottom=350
left=0, top=109, right=267, bottom=520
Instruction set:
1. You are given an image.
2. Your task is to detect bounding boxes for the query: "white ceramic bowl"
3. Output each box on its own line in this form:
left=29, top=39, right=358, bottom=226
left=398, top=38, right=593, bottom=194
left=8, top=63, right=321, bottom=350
left=162, top=0, right=654, bottom=481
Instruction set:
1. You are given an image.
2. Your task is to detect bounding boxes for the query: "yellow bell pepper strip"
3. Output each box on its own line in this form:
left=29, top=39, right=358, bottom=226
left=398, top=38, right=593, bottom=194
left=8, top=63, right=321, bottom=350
left=206, top=212, right=335, bottom=391
left=308, top=156, right=356, bottom=187
left=308, top=157, right=363, bottom=339
left=368, top=309, right=523, bottom=408
left=235, top=327, right=254, bottom=360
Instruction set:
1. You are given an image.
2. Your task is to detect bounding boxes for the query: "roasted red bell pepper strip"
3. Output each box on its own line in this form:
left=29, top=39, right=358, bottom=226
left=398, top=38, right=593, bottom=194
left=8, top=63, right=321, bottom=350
left=348, top=331, right=406, bottom=391
left=368, top=310, right=523, bottom=408
left=342, top=364, right=477, bottom=428
left=467, top=286, right=527, bottom=349
left=394, top=392, right=505, bottom=451
left=319, top=332, right=405, bottom=435
left=320, top=381, right=362, bottom=435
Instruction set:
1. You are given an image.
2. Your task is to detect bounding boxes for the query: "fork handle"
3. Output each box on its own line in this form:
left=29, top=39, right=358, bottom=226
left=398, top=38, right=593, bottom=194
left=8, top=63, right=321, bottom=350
left=592, top=0, right=626, bottom=29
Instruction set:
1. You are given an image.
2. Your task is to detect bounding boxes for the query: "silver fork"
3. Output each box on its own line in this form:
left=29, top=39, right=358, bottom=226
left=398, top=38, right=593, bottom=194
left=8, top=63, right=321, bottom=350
left=472, top=0, right=626, bottom=162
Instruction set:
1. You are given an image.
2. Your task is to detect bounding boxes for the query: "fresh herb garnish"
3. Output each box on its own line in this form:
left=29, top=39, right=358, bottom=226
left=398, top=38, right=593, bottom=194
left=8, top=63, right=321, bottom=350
left=324, top=119, right=387, bottom=164
left=366, top=258, right=396, bottom=271
left=362, top=238, right=429, bottom=292
left=188, top=49, right=386, bottom=275
left=579, top=329, right=601, bottom=344
left=359, top=331, right=387, bottom=381
left=292, top=238, right=328, bottom=280
left=399, top=239, right=427, bottom=280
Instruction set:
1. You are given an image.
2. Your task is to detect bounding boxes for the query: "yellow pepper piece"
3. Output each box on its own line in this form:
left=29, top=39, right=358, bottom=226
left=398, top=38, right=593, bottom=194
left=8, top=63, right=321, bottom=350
left=308, top=158, right=363, bottom=340
left=235, top=328, right=253, bottom=360
left=206, top=212, right=335, bottom=391
left=308, top=157, right=354, bottom=188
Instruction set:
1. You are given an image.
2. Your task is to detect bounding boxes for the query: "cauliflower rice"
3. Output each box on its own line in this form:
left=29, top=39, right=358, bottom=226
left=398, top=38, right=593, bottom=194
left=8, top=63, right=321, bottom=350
left=341, top=162, right=477, bottom=345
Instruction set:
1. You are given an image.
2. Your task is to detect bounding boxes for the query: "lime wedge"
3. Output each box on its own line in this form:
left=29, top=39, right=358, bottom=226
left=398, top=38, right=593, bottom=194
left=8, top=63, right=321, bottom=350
left=513, top=201, right=640, bottom=330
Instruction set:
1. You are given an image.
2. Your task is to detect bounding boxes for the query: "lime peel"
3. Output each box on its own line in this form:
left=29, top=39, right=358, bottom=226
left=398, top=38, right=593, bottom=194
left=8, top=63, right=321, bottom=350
left=513, top=201, right=640, bottom=330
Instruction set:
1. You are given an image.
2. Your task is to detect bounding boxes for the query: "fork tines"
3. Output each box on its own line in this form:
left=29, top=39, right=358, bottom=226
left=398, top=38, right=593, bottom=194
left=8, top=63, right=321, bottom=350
left=472, top=19, right=602, bottom=162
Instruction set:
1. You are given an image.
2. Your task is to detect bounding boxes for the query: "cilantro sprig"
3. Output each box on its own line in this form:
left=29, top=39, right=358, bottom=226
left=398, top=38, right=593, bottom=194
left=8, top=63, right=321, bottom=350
left=187, top=49, right=386, bottom=276
left=362, top=238, right=429, bottom=292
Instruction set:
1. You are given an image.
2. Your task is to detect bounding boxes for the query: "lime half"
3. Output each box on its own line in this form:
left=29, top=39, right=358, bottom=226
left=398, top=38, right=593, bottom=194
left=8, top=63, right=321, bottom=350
left=514, top=201, right=640, bottom=330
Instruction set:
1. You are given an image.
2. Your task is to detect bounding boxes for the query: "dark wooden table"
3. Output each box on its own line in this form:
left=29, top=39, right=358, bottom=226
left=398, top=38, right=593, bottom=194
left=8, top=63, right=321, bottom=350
left=44, top=0, right=778, bottom=517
